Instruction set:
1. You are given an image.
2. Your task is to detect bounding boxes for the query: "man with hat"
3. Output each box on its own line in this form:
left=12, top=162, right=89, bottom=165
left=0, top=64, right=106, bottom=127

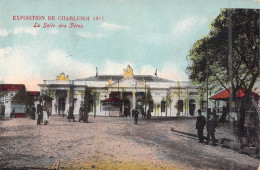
left=205, top=113, right=218, bottom=145
left=196, top=109, right=206, bottom=143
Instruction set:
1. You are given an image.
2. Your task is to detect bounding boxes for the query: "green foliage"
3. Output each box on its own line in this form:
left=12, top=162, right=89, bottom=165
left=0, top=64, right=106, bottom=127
left=45, top=88, right=55, bottom=98
left=12, top=90, right=34, bottom=107
left=83, top=86, right=93, bottom=114
left=0, top=90, right=7, bottom=98
left=187, top=9, right=260, bottom=99
left=146, top=88, right=153, bottom=103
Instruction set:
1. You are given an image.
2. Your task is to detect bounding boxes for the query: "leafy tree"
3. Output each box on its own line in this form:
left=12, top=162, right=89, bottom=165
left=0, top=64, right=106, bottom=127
left=146, top=88, right=153, bottom=103
left=44, top=88, right=55, bottom=98
left=163, top=91, right=171, bottom=117
left=92, top=90, right=99, bottom=118
left=143, top=88, right=153, bottom=112
left=0, top=90, right=7, bottom=99
left=12, top=90, right=34, bottom=109
left=187, top=9, right=259, bottom=131
left=81, top=86, right=93, bottom=122
left=187, top=9, right=259, bottom=99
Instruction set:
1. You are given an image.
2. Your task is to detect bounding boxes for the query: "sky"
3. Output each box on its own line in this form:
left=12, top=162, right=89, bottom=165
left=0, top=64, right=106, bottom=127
left=0, top=0, right=259, bottom=90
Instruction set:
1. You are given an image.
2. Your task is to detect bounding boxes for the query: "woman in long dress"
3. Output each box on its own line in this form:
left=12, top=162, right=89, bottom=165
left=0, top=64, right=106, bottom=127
left=43, top=106, right=48, bottom=125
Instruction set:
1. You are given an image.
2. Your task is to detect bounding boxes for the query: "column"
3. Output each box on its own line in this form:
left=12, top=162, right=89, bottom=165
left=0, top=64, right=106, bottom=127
left=52, top=93, right=57, bottom=115
left=132, top=92, right=136, bottom=109
left=65, top=90, right=70, bottom=114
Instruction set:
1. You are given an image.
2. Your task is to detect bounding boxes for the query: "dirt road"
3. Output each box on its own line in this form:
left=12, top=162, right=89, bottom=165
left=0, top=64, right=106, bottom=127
left=0, top=116, right=258, bottom=169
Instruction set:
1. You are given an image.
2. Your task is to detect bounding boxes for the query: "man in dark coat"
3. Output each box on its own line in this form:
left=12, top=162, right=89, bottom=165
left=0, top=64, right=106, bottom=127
left=141, top=108, right=145, bottom=119
left=134, top=108, right=139, bottom=125
left=147, top=109, right=151, bottom=120
left=31, top=106, right=36, bottom=120
left=11, top=107, right=16, bottom=118
left=37, top=104, right=43, bottom=125
left=67, top=106, right=75, bottom=122
left=196, top=109, right=206, bottom=143
left=205, top=114, right=218, bottom=145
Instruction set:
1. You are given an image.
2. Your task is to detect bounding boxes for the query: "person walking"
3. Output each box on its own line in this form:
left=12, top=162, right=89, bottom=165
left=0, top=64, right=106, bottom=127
left=29, top=107, right=33, bottom=119
left=11, top=107, right=16, bottom=118
left=43, top=106, right=48, bottom=125
left=37, top=104, right=43, bottom=125
left=131, top=108, right=135, bottom=117
left=141, top=108, right=145, bottom=119
left=196, top=109, right=206, bottom=143
left=32, top=106, right=36, bottom=120
left=205, top=114, right=218, bottom=145
left=79, top=106, right=84, bottom=122
left=147, top=109, right=151, bottom=120
left=67, top=106, right=75, bottom=122
left=134, top=108, right=139, bottom=125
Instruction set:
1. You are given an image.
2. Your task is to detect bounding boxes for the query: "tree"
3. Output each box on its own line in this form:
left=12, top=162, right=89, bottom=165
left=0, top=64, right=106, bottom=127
left=44, top=88, right=55, bottom=98
left=164, top=91, right=171, bottom=117
left=12, top=90, right=34, bottom=109
left=187, top=9, right=259, bottom=131
left=92, top=90, right=99, bottom=118
left=81, top=86, right=93, bottom=122
left=0, top=90, right=7, bottom=99
left=187, top=9, right=259, bottom=99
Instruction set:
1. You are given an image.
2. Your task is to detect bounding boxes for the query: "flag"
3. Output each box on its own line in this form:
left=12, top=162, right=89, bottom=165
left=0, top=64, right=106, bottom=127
left=154, top=69, right=157, bottom=77
left=96, top=67, right=98, bottom=77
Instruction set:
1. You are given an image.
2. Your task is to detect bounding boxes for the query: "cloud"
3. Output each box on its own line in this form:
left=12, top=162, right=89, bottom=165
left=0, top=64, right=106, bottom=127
left=101, top=61, right=188, bottom=81
left=47, top=29, right=59, bottom=34
left=0, top=29, right=8, bottom=36
left=171, top=17, right=207, bottom=36
left=0, top=47, right=97, bottom=90
left=102, top=60, right=135, bottom=75
left=46, top=50, right=96, bottom=79
left=99, top=22, right=131, bottom=30
left=0, top=46, right=43, bottom=90
left=0, top=46, right=188, bottom=90
left=139, top=64, right=188, bottom=81
left=13, top=26, right=39, bottom=36
left=76, top=32, right=106, bottom=38
left=0, top=26, right=40, bottom=37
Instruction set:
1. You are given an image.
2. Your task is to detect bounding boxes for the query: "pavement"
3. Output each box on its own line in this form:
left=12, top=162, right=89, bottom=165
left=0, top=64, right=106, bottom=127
left=0, top=115, right=259, bottom=169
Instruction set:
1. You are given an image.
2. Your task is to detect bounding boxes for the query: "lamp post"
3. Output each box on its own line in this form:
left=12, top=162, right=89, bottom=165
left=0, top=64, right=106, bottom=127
left=144, top=80, right=147, bottom=113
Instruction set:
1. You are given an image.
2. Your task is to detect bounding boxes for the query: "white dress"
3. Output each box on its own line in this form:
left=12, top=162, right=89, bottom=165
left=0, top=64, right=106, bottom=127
left=43, top=111, right=48, bottom=122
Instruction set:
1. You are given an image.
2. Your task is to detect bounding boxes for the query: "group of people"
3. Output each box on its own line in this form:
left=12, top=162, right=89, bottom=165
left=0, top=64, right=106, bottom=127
left=196, top=109, right=218, bottom=145
left=132, top=108, right=152, bottom=125
left=29, top=106, right=36, bottom=120
left=36, top=104, right=49, bottom=125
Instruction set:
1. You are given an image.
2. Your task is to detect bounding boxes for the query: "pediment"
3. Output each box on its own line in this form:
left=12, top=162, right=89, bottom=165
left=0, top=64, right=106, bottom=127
left=109, top=77, right=147, bottom=88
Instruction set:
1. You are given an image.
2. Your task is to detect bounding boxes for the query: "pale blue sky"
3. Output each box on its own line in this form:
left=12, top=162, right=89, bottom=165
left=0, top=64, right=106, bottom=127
left=0, top=0, right=259, bottom=90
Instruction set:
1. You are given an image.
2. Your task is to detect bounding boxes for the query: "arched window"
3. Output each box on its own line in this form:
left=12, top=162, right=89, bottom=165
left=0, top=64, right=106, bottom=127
left=189, top=99, right=196, bottom=116
left=178, top=100, right=183, bottom=112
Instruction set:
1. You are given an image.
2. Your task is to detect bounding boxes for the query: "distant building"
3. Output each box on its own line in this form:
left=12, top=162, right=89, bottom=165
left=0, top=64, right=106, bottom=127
left=0, top=85, right=41, bottom=117
left=0, top=84, right=26, bottom=117
left=39, top=65, right=200, bottom=117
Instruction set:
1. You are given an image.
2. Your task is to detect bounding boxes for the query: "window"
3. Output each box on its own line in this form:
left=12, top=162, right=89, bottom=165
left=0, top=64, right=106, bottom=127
left=161, top=101, right=166, bottom=112
left=189, top=92, right=198, bottom=95
left=149, top=101, right=153, bottom=112
left=178, top=100, right=183, bottom=112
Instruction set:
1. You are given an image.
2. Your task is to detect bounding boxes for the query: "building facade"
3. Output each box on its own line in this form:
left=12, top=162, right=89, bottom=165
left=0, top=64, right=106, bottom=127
left=0, top=84, right=26, bottom=117
left=39, top=65, right=200, bottom=117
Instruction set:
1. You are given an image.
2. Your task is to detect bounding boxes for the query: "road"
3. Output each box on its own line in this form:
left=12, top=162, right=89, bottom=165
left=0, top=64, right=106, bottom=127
left=0, top=116, right=258, bottom=169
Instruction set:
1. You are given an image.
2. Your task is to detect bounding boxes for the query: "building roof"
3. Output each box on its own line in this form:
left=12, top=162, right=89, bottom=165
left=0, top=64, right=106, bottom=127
left=0, top=84, right=25, bottom=91
left=28, top=91, right=40, bottom=96
left=76, top=75, right=173, bottom=83
left=210, top=87, right=259, bottom=100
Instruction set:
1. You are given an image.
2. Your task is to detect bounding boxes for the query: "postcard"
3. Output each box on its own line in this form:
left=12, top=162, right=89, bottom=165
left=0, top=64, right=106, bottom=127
left=0, top=0, right=259, bottom=169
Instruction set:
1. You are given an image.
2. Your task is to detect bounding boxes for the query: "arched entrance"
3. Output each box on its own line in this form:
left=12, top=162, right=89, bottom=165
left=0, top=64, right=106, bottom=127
left=189, top=99, right=196, bottom=116
left=123, top=99, right=131, bottom=117
left=58, top=97, right=66, bottom=116
left=136, top=99, right=143, bottom=109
